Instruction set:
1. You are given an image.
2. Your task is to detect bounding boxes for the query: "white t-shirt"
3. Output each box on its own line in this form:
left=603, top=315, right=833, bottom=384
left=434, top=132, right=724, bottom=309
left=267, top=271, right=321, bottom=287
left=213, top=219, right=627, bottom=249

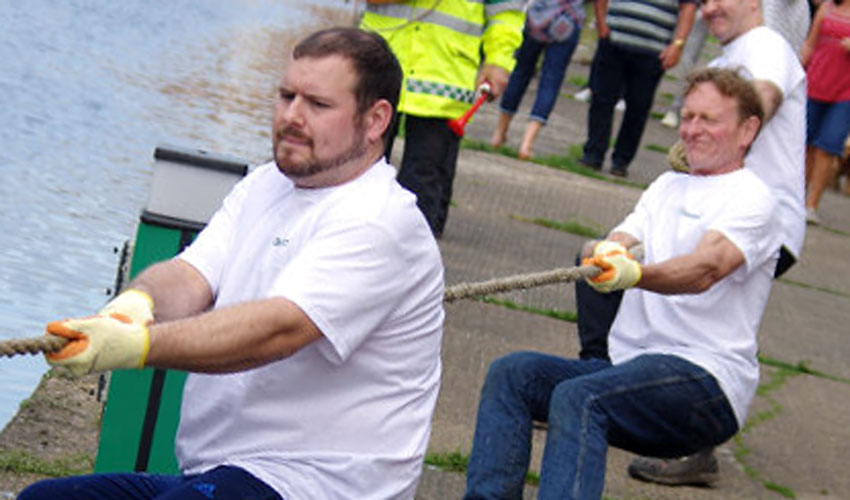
left=608, top=169, right=781, bottom=428
left=175, top=160, right=445, bottom=500
left=709, top=26, right=807, bottom=258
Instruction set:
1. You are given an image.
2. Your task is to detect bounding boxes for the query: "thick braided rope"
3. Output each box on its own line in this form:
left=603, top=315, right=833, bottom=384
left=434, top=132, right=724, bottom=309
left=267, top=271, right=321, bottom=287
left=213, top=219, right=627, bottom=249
left=1, top=259, right=620, bottom=357
left=444, top=264, right=601, bottom=303
left=0, top=335, right=68, bottom=357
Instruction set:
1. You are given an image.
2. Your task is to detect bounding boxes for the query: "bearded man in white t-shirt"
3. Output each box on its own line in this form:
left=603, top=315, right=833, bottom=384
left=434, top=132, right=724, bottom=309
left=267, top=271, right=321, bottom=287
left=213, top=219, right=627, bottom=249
left=24, top=28, right=444, bottom=500
left=464, top=67, right=780, bottom=500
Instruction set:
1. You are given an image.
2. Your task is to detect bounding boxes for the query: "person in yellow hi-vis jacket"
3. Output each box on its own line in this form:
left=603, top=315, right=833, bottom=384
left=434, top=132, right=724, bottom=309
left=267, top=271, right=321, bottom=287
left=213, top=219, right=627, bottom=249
left=362, top=0, right=524, bottom=237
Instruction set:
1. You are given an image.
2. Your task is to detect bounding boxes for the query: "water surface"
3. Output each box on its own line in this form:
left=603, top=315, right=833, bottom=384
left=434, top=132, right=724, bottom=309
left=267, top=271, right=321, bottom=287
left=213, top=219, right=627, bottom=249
left=0, top=0, right=353, bottom=429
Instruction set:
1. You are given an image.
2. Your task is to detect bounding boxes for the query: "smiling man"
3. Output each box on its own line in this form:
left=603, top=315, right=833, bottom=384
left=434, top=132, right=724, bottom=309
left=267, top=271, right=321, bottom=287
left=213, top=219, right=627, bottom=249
left=464, top=67, right=779, bottom=500
left=21, top=27, right=445, bottom=500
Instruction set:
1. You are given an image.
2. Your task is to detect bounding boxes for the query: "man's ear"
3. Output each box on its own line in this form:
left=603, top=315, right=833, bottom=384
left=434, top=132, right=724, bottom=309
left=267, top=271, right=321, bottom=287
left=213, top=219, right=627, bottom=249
left=364, top=99, right=394, bottom=144
left=739, top=114, right=761, bottom=150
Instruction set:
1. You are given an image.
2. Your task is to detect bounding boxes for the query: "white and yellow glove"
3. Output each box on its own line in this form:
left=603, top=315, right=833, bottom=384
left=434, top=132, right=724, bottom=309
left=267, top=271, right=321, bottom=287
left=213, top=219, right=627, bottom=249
left=582, top=241, right=642, bottom=293
left=99, top=289, right=154, bottom=324
left=45, top=289, right=154, bottom=376
left=668, top=140, right=690, bottom=173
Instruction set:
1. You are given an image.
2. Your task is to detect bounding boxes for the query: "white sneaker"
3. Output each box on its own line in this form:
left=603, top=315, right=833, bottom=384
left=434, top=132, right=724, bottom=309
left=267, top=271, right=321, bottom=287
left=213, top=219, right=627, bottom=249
left=574, top=88, right=592, bottom=102
left=661, top=110, right=679, bottom=128
left=615, top=99, right=626, bottom=112
left=806, top=206, right=821, bottom=226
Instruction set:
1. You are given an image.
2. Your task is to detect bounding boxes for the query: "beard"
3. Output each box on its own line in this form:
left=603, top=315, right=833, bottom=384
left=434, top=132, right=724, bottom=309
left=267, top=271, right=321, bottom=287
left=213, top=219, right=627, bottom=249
left=273, top=125, right=368, bottom=181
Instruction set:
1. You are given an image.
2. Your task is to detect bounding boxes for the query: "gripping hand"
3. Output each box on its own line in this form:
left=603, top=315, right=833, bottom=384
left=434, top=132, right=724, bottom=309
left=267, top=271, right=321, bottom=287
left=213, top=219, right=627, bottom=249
left=582, top=241, right=641, bottom=293
left=45, top=313, right=150, bottom=376
left=45, top=290, right=154, bottom=376
left=100, top=289, right=154, bottom=325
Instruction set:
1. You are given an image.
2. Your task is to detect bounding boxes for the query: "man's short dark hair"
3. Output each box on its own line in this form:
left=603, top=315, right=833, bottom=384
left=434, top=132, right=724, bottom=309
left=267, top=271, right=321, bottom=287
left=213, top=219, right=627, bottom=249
left=684, top=67, right=765, bottom=130
left=293, top=27, right=402, bottom=144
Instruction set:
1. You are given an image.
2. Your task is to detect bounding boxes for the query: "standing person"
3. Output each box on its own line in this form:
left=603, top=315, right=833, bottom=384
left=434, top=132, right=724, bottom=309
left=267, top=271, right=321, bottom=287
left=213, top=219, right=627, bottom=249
left=491, top=0, right=586, bottom=160
left=578, top=0, right=697, bottom=177
left=19, top=27, right=445, bottom=500
left=763, top=0, right=813, bottom=53
left=661, top=0, right=810, bottom=129
left=464, top=67, right=778, bottom=500
left=800, top=0, right=850, bottom=225
left=660, top=11, right=710, bottom=128
left=361, top=0, right=525, bottom=238
left=626, top=0, right=808, bottom=485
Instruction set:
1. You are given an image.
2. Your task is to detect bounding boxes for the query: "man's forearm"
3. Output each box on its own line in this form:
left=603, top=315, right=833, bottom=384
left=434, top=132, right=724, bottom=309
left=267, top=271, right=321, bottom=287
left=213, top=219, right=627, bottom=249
left=145, top=297, right=322, bottom=373
left=127, top=259, right=214, bottom=322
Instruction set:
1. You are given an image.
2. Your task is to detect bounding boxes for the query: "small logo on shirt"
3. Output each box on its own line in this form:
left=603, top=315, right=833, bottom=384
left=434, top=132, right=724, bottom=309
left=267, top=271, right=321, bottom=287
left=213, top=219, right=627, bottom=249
left=272, top=236, right=290, bottom=247
left=192, top=483, right=216, bottom=499
left=680, top=208, right=701, bottom=219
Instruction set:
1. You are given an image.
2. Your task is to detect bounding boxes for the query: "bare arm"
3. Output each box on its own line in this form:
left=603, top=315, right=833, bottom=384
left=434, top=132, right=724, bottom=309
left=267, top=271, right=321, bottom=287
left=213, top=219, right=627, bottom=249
left=659, top=2, right=697, bottom=70
left=594, top=0, right=610, bottom=39
left=800, top=3, right=827, bottom=66
left=146, top=297, right=322, bottom=373
left=753, top=79, right=783, bottom=124
left=637, top=230, right=744, bottom=294
left=126, top=258, right=214, bottom=321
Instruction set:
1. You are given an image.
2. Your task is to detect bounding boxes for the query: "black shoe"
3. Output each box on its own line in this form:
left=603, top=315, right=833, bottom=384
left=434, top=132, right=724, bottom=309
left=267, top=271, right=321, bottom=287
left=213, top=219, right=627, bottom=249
left=610, top=165, right=628, bottom=177
left=579, top=157, right=602, bottom=171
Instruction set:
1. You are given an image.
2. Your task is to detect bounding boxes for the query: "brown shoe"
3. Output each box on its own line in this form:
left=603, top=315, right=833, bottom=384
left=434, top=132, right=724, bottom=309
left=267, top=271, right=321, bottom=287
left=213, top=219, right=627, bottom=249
left=628, top=448, right=719, bottom=486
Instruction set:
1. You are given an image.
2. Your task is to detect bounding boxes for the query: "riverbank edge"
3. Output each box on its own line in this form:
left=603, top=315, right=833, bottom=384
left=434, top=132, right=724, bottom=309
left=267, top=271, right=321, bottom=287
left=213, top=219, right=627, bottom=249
left=0, top=369, right=103, bottom=496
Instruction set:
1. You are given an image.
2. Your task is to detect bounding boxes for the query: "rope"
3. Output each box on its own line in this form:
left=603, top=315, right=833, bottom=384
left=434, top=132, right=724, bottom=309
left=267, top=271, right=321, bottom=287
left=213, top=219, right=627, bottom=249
left=444, top=264, right=600, bottom=303
left=1, top=254, right=638, bottom=358
left=0, top=335, right=68, bottom=358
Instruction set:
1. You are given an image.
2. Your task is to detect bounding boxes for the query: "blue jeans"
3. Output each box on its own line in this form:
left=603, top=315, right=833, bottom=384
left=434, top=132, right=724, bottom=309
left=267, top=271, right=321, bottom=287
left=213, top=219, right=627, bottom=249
left=807, top=98, right=850, bottom=157
left=582, top=38, right=665, bottom=170
left=464, top=352, right=738, bottom=500
left=500, top=24, right=581, bottom=124
left=17, top=465, right=282, bottom=500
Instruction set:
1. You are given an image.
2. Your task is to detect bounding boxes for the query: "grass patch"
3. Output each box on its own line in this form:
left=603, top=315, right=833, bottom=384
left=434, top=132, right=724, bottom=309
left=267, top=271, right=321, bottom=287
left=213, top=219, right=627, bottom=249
left=644, top=143, right=669, bottom=154
left=510, top=214, right=605, bottom=239
left=425, top=450, right=540, bottom=485
left=480, top=297, right=578, bottom=323
left=758, top=355, right=850, bottom=384
left=567, top=75, right=589, bottom=88
left=819, top=224, right=850, bottom=237
left=777, top=277, right=850, bottom=300
left=460, top=139, right=648, bottom=189
left=0, top=450, right=94, bottom=477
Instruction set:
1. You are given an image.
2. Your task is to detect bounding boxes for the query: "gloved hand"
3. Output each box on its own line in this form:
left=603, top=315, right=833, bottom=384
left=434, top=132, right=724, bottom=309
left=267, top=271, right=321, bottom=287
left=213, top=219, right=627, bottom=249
left=100, top=289, right=154, bottom=325
left=668, top=140, right=690, bottom=173
left=45, top=313, right=150, bottom=376
left=582, top=241, right=642, bottom=293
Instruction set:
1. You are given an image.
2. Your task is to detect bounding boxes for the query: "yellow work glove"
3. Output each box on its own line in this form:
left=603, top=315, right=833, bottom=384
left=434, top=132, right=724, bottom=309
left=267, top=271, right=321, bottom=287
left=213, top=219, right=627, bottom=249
left=582, top=241, right=642, bottom=293
left=45, top=313, right=150, bottom=376
left=100, top=289, right=154, bottom=325
left=45, top=290, right=154, bottom=376
left=668, top=140, right=690, bottom=173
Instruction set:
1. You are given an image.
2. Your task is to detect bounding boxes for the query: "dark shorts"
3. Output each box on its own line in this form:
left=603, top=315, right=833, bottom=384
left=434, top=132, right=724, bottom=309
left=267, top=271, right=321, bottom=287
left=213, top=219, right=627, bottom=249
left=807, top=99, right=850, bottom=157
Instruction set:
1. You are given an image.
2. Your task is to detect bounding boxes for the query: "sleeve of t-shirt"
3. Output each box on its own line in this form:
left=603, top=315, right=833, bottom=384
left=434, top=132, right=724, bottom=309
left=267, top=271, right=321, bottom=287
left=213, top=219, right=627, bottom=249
left=270, top=219, right=411, bottom=365
left=707, top=179, right=779, bottom=276
left=735, top=31, right=797, bottom=96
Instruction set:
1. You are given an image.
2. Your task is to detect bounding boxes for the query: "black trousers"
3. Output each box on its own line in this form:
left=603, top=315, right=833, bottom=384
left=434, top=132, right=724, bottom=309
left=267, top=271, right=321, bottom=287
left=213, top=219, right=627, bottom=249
left=385, top=113, right=461, bottom=237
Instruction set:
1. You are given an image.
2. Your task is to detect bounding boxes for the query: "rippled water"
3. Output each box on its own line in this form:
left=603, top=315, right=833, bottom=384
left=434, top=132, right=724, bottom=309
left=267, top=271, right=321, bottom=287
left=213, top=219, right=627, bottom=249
left=0, top=0, right=354, bottom=429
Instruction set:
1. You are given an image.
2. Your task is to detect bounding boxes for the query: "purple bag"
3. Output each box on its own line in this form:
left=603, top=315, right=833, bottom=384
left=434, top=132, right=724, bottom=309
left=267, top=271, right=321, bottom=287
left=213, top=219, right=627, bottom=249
left=526, top=0, right=576, bottom=43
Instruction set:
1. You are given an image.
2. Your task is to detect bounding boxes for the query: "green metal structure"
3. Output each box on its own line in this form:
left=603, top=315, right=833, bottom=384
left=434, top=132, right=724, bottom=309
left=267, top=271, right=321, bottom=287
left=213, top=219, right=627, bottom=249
left=94, top=146, right=248, bottom=473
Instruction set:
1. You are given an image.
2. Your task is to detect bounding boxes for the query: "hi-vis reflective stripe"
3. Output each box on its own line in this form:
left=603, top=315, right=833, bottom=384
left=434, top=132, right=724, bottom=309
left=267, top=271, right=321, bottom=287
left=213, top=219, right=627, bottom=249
left=365, top=3, right=483, bottom=37
left=407, top=78, right=477, bottom=104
